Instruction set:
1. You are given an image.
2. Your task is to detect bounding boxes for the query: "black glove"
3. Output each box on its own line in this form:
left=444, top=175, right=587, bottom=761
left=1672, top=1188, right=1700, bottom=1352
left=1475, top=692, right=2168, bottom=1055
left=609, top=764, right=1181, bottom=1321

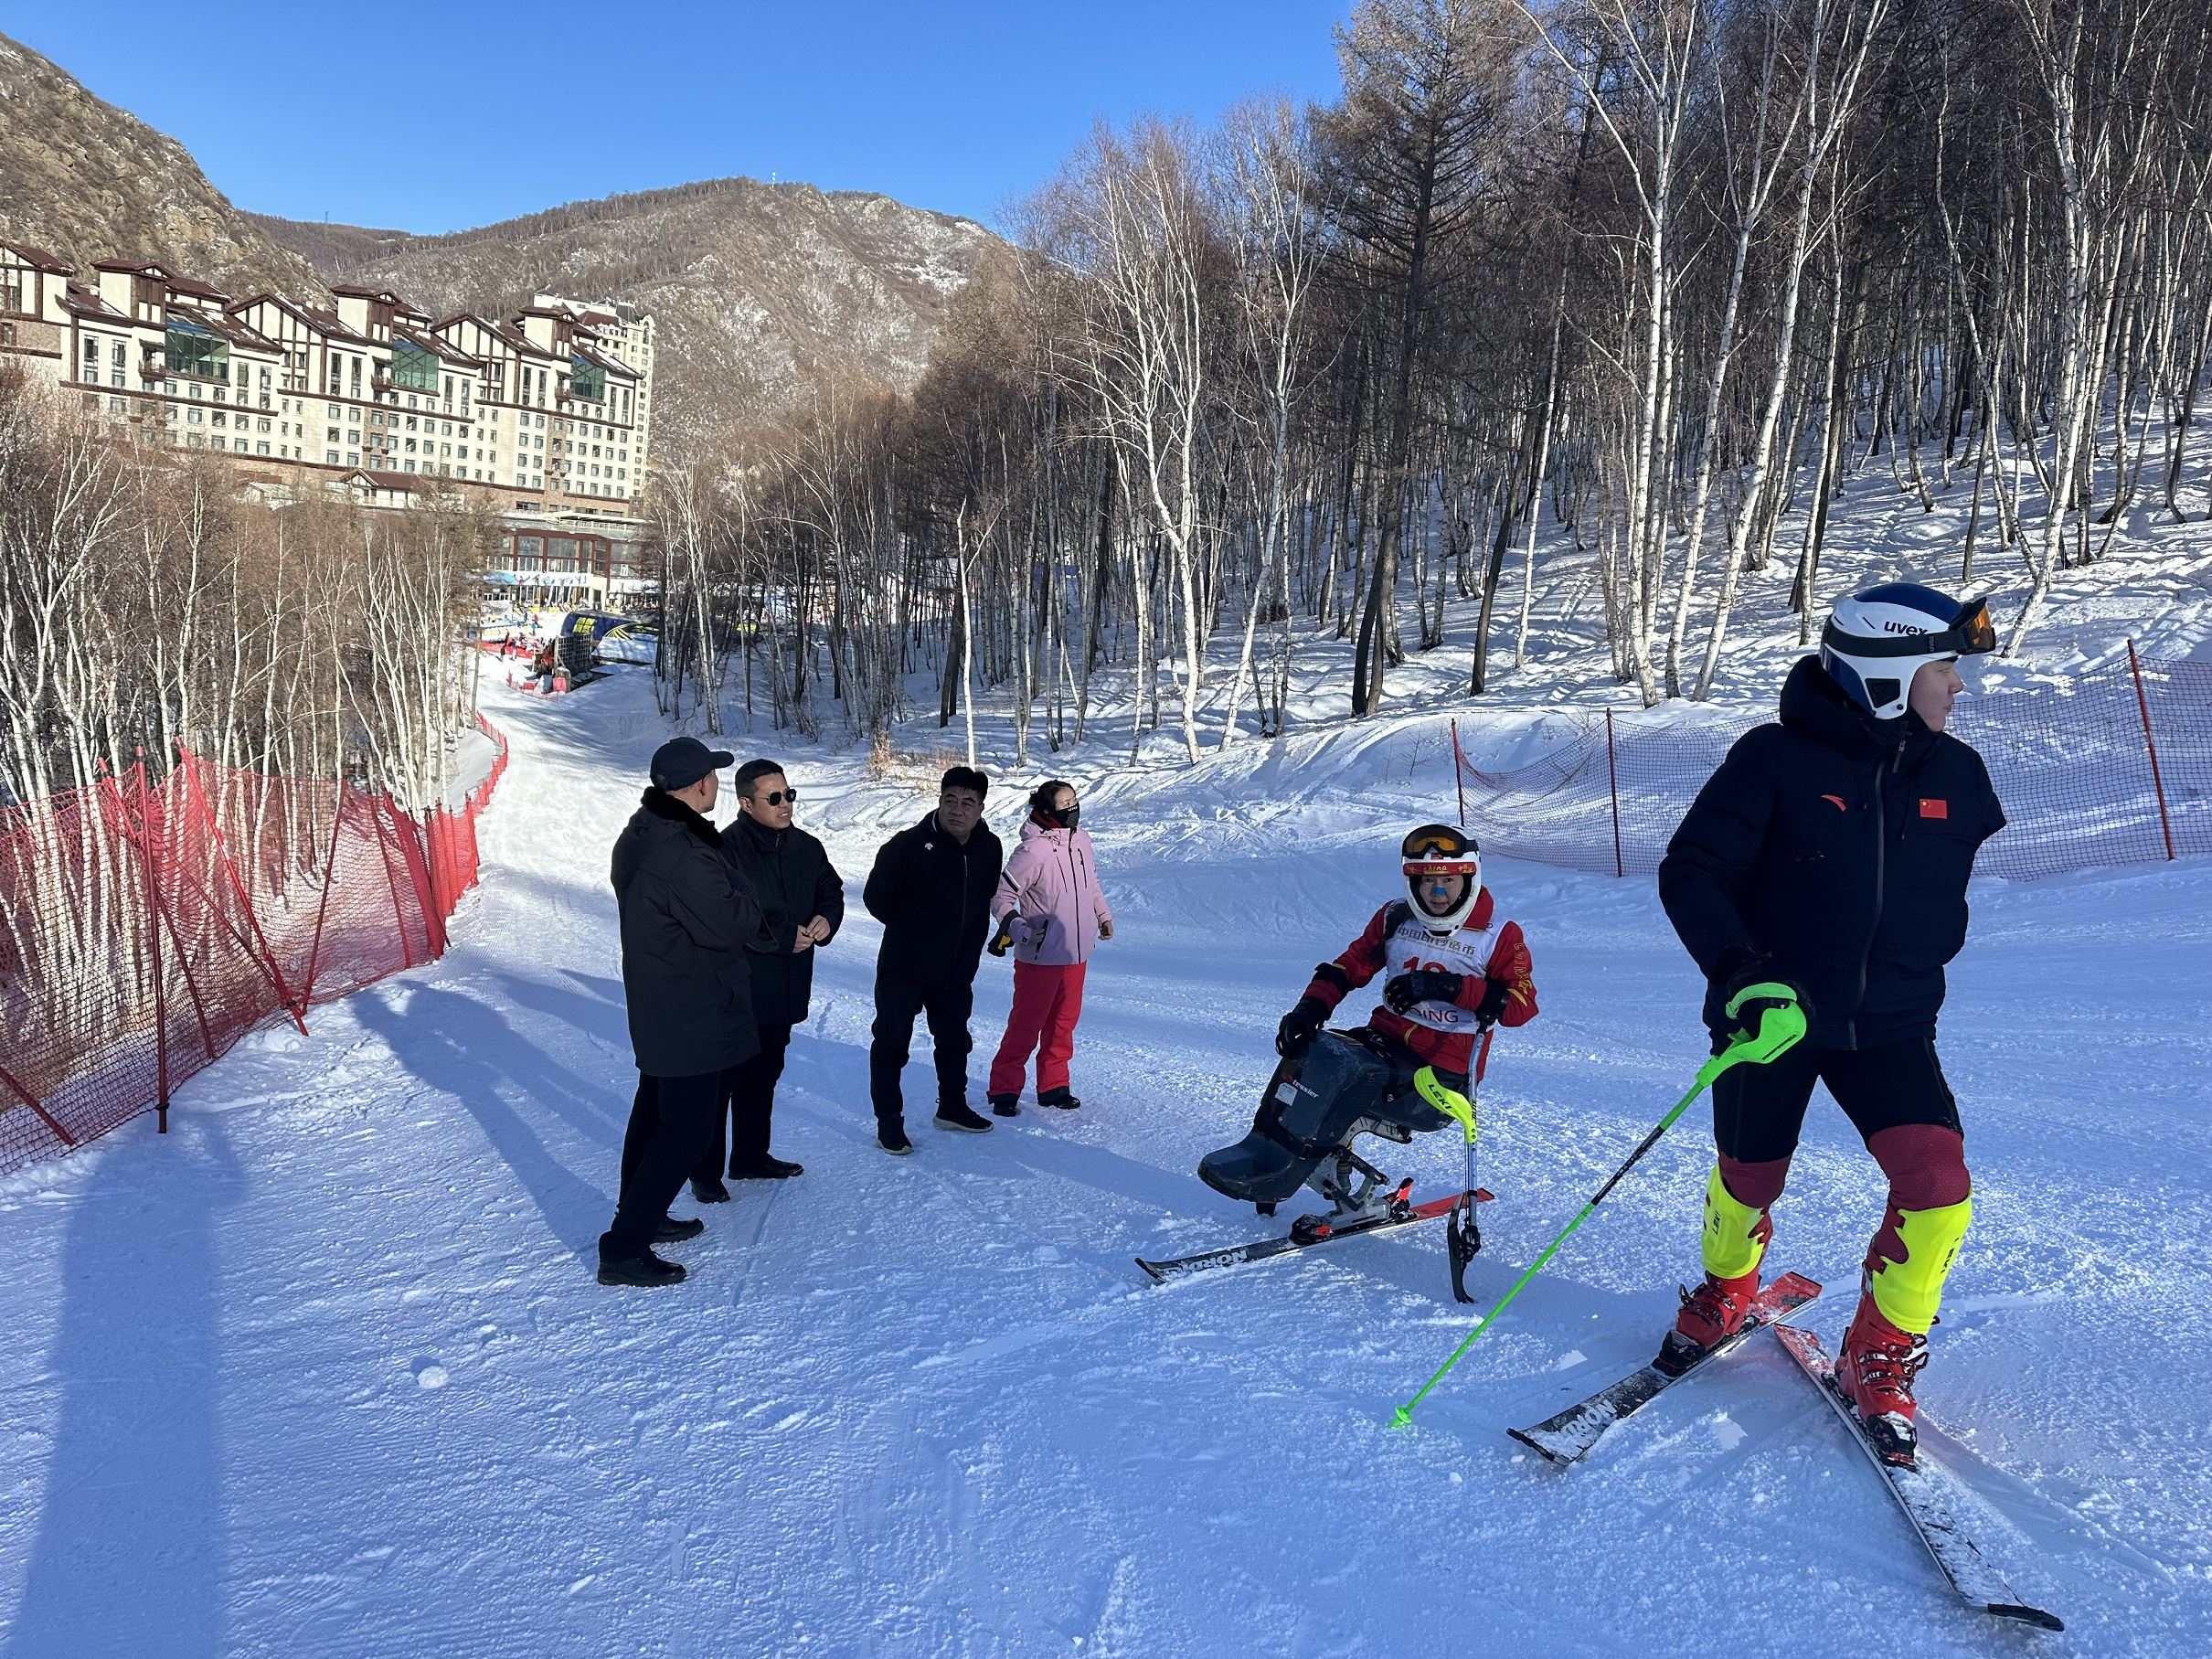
left=987, top=913, right=1019, bottom=958
left=1383, top=968, right=1464, bottom=1016
left=1275, top=994, right=1328, bottom=1057
left=1719, top=959, right=1808, bottom=1037
left=1474, top=975, right=1513, bottom=1024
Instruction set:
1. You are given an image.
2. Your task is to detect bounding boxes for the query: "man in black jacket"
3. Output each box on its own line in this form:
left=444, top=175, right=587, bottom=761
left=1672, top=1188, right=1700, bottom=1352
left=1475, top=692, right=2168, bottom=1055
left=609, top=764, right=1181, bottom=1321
left=603, top=737, right=764, bottom=1287
left=863, top=766, right=1004, bottom=1152
left=691, top=757, right=845, bottom=1199
left=1656, top=584, right=2005, bottom=1457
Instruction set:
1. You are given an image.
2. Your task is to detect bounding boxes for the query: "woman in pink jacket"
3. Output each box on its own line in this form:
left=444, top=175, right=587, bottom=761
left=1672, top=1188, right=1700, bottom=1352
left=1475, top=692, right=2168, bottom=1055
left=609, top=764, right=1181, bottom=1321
left=985, top=780, right=1114, bottom=1115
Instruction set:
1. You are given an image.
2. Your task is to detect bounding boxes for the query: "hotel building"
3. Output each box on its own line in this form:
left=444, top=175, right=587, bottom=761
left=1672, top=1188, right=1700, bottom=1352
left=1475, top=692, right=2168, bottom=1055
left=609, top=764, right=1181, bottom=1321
left=0, top=241, right=662, bottom=609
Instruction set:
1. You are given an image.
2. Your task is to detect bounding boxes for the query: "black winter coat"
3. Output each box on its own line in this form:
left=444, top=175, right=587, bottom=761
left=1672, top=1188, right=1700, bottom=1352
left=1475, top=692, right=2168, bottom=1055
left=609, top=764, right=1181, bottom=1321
left=1659, top=656, right=2005, bottom=1049
left=863, top=812, right=1005, bottom=986
left=724, top=814, right=845, bottom=1027
left=611, top=791, right=766, bottom=1077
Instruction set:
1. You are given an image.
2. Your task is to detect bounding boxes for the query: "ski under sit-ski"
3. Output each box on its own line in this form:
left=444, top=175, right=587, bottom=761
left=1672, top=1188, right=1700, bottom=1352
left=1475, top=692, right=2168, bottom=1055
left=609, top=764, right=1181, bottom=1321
left=1136, top=1186, right=1492, bottom=1285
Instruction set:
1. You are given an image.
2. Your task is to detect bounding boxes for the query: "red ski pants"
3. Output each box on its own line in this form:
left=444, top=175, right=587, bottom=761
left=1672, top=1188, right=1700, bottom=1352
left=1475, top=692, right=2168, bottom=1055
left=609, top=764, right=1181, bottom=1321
left=989, top=960, right=1087, bottom=1098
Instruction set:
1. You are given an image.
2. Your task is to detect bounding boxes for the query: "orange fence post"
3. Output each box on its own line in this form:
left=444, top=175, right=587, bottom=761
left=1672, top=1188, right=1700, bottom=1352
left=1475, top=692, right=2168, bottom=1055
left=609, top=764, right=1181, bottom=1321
left=1451, top=718, right=1467, bottom=828
left=295, top=774, right=349, bottom=1013
left=2126, top=638, right=2177, bottom=862
left=136, top=762, right=171, bottom=1133
left=1605, top=709, right=1624, bottom=879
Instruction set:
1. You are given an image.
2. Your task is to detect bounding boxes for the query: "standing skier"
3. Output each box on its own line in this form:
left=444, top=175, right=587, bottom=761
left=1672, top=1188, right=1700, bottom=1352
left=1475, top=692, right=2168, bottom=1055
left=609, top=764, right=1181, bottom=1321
left=1275, top=824, right=1537, bottom=1091
left=1657, top=584, right=2004, bottom=1456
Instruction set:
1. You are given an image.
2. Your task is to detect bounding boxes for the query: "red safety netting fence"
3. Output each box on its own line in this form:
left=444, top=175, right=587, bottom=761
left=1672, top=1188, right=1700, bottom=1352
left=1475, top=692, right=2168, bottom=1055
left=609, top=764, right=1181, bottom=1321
left=0, top=717, right=508, bottom=1178
left=1450, top=645, right=2210, bottom=882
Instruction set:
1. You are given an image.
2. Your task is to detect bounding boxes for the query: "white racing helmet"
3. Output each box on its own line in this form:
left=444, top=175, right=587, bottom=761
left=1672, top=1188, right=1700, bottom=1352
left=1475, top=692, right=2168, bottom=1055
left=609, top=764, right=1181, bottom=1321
left=1819, top=583, right=1996, bottom=720
left=1401, top=824, right=1481, bottom=936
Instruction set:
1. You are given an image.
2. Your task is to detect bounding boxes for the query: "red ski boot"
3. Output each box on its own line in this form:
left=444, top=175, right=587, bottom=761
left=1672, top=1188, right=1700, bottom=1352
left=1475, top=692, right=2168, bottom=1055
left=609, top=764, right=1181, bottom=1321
left=1835, top=1293, right=1930, bottom=1465
left=1654, top=1271, right=1760, bottom=1376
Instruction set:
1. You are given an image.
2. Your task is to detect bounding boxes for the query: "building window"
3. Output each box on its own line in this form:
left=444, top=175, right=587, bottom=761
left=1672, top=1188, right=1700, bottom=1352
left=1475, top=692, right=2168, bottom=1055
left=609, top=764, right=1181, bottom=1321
left=165, top=314, right=229, bottom=381
left=186, top=407, right=203, bottom=424
left=257, top=441, right=270, bottom=456
left=326, top=450, right=340, bottom=464
left=346, top=452, right=359, bottom=467
left=326, top=427, right=341, bottom=443
left=392, top=338, right=439, bottom=393
left=403, top=461, right=416, bottom=473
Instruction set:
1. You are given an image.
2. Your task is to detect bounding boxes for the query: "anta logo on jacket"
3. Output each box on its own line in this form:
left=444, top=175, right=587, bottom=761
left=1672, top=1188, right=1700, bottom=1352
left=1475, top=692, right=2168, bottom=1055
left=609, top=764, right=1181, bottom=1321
left=1659, top=655, right=2006, bottom=1049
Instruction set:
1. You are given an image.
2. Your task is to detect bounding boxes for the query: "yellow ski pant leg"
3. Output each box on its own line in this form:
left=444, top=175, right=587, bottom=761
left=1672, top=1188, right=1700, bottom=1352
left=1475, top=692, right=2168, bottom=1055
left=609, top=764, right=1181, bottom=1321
left=1699, top=1164, right=1771, bottom=1281
left=1866, top=1196, right=1972, bottom=1335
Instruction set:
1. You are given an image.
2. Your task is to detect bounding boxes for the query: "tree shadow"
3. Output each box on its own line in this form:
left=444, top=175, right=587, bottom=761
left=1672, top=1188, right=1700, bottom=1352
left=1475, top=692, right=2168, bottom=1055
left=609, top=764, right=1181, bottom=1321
left=348, top=985, right=619, bottom=1257
left=5, top=1117, right=243, bottom=1656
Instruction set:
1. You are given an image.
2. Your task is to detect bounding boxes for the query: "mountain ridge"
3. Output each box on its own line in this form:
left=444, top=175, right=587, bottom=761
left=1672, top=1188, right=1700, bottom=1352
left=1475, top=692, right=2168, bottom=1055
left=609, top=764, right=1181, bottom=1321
left=251, top=176, right=1005, bottom=456
left=0, top=30, right=327, bottom=299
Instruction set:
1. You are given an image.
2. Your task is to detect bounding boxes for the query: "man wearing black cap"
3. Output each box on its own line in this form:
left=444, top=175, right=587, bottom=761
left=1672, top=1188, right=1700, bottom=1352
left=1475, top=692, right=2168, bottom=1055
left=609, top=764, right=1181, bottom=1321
left=601, top=736, right=764, bottom=1287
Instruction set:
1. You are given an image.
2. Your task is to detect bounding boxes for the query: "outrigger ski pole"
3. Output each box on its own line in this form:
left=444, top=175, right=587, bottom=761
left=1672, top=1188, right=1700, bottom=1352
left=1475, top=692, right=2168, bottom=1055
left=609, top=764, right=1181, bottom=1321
left=1413, top=1026, right=1489, bottom=1305
left=1390, top=988, right=1807, bottom=1430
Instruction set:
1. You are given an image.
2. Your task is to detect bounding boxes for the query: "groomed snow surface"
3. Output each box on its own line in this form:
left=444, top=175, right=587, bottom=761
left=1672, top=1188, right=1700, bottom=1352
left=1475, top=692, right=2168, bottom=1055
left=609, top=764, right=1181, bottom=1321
left=2, top=656, right=2207, bottom=1659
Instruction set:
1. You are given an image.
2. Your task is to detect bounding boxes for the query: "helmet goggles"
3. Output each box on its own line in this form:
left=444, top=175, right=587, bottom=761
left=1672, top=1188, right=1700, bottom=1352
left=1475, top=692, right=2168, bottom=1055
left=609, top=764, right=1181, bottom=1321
left=1820, top=594, right=1995, bottom=665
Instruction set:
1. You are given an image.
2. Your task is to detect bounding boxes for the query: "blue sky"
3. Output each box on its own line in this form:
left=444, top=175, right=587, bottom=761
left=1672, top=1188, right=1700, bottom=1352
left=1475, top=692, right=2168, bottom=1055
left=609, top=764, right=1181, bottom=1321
left=6, top=1, right=1350, bottom=235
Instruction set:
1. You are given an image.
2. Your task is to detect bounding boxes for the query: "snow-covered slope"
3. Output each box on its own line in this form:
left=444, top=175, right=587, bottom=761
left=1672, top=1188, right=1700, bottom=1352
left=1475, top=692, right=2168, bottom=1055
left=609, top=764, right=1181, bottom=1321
left=1, top=662, right=2205, bottom=1657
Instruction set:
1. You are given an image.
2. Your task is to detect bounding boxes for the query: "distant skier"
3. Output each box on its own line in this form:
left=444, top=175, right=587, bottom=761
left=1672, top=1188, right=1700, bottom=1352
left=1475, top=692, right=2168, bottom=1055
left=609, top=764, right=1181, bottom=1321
left=1657, top=583, right=2004, bottom=1456
left=1274, top=824, right=1537, bottom=1093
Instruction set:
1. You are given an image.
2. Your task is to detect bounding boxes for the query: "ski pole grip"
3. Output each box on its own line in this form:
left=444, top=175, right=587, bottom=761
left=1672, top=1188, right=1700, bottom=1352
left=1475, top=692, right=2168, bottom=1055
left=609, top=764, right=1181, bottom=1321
left=1696, top=998, right=1807, bottom=1090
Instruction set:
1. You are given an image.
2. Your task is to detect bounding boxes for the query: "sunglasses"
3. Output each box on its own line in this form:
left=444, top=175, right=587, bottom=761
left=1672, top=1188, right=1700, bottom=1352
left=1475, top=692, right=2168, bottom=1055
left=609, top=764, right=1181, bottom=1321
left=759, top=788, right=798, bottom=806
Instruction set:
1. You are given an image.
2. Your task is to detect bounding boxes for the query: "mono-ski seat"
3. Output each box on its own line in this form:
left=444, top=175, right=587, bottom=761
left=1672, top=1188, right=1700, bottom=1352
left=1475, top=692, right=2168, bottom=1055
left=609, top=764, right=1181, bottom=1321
left=1199, top=1029, right=1452, bottom=1207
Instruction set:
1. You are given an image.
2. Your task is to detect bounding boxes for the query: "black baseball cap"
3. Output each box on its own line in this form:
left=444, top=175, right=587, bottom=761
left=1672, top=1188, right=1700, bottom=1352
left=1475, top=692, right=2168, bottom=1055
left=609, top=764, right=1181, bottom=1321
left=649, top=736, right=733, bottom=792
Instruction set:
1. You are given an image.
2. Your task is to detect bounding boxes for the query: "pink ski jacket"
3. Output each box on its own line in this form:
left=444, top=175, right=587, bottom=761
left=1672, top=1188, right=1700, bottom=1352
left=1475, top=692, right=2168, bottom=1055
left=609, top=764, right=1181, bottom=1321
left=991, top=816, right=1114, bottom=966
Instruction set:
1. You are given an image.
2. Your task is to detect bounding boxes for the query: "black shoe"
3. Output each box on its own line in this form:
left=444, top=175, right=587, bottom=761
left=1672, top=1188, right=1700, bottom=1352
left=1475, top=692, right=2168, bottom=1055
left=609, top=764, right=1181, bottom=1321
left=597, top=1250, right=686, bottom=1288
left=729, top=1156, right=804, bottom=1180
left=989, top=1094, right=1020, bottom=1117
left=1038, top=1088, right=1081, bottom=1111
left=933, top=1101, right=993, bottom=1133
left=690, top=1175, right=732, bottom=1204
left=877, top=1121, right=914, bottom=1155
left=654, top=1214, right=706, bottom=1243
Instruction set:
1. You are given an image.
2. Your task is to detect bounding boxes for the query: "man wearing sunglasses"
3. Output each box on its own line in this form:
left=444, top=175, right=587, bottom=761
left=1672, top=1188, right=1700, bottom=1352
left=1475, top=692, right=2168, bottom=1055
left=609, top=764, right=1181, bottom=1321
left=690, top=757, right=845, bottom=1199
left=1657, top=583, right=2005, bottom=1462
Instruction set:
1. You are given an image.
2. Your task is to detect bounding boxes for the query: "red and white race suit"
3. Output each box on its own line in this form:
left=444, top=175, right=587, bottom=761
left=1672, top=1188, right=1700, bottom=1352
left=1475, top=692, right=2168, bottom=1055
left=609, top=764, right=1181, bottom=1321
left=1301, top=887, right=1537, bottom=1082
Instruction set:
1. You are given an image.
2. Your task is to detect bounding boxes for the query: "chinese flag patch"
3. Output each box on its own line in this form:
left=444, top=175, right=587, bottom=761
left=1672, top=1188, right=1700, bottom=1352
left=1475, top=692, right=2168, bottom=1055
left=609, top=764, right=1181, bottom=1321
left=1919, top=798, right=1948, bottom=820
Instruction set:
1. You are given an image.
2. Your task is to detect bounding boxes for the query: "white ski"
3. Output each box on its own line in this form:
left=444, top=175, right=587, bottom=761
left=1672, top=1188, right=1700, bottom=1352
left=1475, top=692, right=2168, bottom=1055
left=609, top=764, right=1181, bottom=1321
left=1775, top=1323, right=2062, bottom=1632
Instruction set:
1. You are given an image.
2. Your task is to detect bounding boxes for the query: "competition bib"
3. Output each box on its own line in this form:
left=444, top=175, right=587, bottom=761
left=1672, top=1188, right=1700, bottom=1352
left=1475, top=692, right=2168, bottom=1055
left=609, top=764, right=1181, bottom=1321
left=1386, top=915, right=1494, bottom=1033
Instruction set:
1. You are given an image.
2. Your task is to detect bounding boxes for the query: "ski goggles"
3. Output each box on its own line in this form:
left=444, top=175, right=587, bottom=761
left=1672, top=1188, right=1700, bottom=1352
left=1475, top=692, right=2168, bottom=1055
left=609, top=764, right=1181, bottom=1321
left=1401, top=827, right=1474, bottom=861
left=1823, top=596, right=1996, bottom=663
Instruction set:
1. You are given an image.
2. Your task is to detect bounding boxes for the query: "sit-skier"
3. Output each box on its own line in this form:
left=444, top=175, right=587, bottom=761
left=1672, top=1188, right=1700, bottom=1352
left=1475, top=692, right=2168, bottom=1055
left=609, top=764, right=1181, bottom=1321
left=1657, top=583, right=2005, bottom=1459
left=1275, top=824, right=1538, bottom=1101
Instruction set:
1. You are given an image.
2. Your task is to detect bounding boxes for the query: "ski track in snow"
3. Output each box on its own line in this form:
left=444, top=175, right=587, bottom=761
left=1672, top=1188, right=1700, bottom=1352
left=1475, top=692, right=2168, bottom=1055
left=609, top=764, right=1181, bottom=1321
left=5, top=599, right=2212, bottom=1654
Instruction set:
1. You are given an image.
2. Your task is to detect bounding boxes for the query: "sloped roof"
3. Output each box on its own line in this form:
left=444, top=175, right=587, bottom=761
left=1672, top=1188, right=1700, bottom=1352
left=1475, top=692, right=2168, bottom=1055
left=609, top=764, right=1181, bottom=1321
left=0, top=241, right=72, bottom=274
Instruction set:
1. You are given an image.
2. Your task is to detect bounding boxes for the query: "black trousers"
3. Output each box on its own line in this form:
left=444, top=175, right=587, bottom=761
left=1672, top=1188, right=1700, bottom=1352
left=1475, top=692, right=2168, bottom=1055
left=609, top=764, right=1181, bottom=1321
left=869, top=969, right=974, bottom=1123
left=694, top=1022, right=793, bottom=1178
left=1711, top=1037, right=1962, bottom=1165
left=606, top=1068, right=730, bottom=1257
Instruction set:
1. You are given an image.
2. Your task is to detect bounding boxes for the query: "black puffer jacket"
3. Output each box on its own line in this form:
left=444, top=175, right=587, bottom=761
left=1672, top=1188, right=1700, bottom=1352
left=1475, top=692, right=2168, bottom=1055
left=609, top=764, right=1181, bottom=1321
left=863, top=812, right=1005, bottom=985
left=724, top=814, right=845, bottom=1026
left=611, top=791, right=765, bottom=1077
left=1659, top=656, right=2005, bottom=1049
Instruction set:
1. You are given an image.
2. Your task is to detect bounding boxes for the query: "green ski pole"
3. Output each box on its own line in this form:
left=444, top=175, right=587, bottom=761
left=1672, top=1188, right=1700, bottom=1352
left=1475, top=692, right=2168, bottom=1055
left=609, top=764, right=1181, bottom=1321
left=1388, top=988, right=1807, bottom=1430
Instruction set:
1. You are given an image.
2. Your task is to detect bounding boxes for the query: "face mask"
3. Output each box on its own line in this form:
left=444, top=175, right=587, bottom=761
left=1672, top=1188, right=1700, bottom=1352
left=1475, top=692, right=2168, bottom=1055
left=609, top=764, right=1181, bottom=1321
left=1039, top=802, right=1079, bottom=831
